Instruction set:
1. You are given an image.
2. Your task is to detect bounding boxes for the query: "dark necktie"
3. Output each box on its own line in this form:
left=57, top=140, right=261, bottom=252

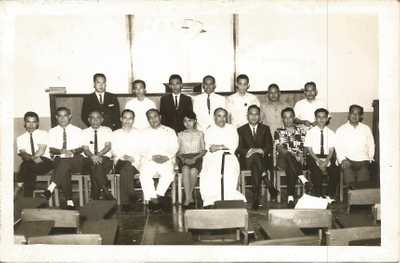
left=62, top=127, right=67, bottom=150
left=30, top=133, right=35, bottom=155
left=320, top=129, right=324, bottom=155
left=174, top=95, right=178, bottom=109
left=99, top=94, right=103, bottom=104
left=207, top=94, right=211, bottom=114
left=94, top=130, right=98, bottom=154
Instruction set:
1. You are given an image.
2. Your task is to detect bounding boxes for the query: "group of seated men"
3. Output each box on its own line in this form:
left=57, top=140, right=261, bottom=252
left=16, top=73, right=375, bottom=211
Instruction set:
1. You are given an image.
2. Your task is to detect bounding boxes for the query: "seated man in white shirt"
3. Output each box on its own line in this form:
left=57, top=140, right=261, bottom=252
left=82, top=110, right=114, bottom=200
left=304, top=108, right=339, bottom=199
left=16, top=111, right=53, bottom=197
left=44, top=107, right=84, bottom=209
left=124, top=79, right=157, bottom=130
left=140, top=109, right=179, bottom=212
left=226, top=74, right=260, bottom=128
left=193, top=75, right=226, bottom=131
left=111, top=109, right=142, bottom=212
left=294, top=82, right=326, bottom=130
left=335, top=104, right=375, bottom=186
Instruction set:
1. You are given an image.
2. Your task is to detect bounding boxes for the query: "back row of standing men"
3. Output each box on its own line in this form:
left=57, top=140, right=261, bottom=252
left=16, top=73, right=375, bottom=210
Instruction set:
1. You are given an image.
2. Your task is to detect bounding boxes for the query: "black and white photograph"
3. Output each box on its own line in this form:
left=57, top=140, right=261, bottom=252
left=0, top=0, right=399, bottom=262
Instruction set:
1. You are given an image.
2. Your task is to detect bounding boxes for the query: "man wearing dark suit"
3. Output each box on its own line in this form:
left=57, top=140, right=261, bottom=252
left=237, top=105, right=276, bottom=209
left=160, top=74, right=193, bottom=133
left=81, top=73, right=121, bottom=131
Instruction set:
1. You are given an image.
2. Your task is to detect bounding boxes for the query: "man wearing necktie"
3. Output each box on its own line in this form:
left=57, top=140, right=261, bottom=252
left=16, top=112, right=53, bottom=197
left=81, top=110, right=114, bottom=200
left=81, top=73, right=121, bottom=130
left=193, top=75, right=226, bottom=131
left=304, top=108, right=339, bottom=199
left=45, top=107, right=84, bottom=209
left=237, top=105, right=277, bottom=209
left=160, top=74, right=193, bottom=133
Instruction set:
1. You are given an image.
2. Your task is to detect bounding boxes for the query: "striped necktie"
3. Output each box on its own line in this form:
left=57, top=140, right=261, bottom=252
left=30, top=133, right=35, bottom=155
left=320, top=129, right=324, bottom=155
left=62, top=127, right=67, bottom=150
left=94, top=130, right=98, bottom=154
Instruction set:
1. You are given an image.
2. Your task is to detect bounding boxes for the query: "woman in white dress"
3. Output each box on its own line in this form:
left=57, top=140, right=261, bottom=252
left=200, top=107, right=247, bottom=207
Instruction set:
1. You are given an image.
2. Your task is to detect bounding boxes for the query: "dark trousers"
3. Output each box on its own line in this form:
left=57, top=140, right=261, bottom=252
left=244, top=153, right=265, bottom=202
left=307, top=156, right=339, bottom=197
left=277, top=151, right=302, bottom=196
left=84, top=157, right=113, bottom=199
left=18, top=157, right=53, bottom=197
left=343, top=159, right=370, bottom=185
left=115, top=160, right=139, bottom=205
left=53, top=155, right=84, bottom=200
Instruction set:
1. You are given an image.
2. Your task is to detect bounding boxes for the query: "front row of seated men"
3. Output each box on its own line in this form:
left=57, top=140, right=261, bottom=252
left=16, top=101, right=375, bottom=211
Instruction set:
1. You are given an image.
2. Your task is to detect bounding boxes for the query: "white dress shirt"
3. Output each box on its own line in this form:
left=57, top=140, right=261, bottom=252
left=81, top=126, right=112, bottom=158
left=95, top=92, right=105, bottom=104
left=193, top=92, right=226, bottom=131
left=124, top=97, right=156, bottom=130
left=226, top=92, right=260, bottom=128
left=294, top=98, right=327, bottom=123
left=111, top=128, right=142, bottom=168
left=17, top=129, right=50, bottom=158
left=140, top=125, right=179, bottom=162
left=335, top=121, right=375, bottom=163
left=304, top=126, right=336, bottom=156
left=48, top=124, right=83, bottom=155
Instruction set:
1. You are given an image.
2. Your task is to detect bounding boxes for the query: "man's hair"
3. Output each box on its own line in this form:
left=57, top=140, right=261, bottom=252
left=88, top=109, right=103, bottom=117
left=169, top=74, right=182, bottom=84
left=349, top=104, right=364, bottom=115
left=247, top=104, right=261, bottom=114
left=24, top=111, right=39, bottom=122
left=146, top=108, right=160, bottom=118
left=202, top=75, right=215, bottom=84
left=213, top=107, right=228, bottom=116
left=93, top=73, right=106, bottom=82
left=304, top=81, right=316, bottom=90
left=236, top=74, right=249, bottom=83
left=121, top=109, right=135, bottom=118
left=132, top=79, right=146, bottom=89
left=183, top=111, right=197, bottom=120
left=268, top=83, right=280, bottom=92
left=314, top=108, right=329, bottom=117
left=56, top=107, right=71, bottom=115
left=281, top=107, right=295, bottom=118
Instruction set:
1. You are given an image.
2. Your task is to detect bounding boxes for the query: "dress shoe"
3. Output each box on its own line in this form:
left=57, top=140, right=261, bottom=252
left=287, top=200, right=295, bottom=209
left=120, top=204, right=131, bottom=213
left=66, top=205, right=76, bottom=210
left=99, top=189, right=114, bottom=200
left=42, top=190, right=52, bottom=200
left=203, top=205, right=214, bottom=209
left=269, top=187, right=279, bottom=201
left=252, top=200, right=260, bottom=210
left=149, top=201, right=161, bottom=213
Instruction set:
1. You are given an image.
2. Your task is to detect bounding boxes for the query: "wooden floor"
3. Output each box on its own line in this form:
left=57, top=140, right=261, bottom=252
left=14, top=189, right=379, bottom=245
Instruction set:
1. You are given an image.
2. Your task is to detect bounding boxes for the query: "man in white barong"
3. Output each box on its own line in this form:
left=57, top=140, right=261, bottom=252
left=200, top=107, right=247, bottom=208
left=140, top=108, right=179, bottom=212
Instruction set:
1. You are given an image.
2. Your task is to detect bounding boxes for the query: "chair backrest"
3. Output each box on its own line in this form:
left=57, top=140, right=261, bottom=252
left=268, top=209, right=332, bottom=229
left=28, top=234, right=102, bottom=245
left=249, top=236, right=320, bottom=246
left=326, top=226, right=381, bottom=246
left=21, top=209, right=80, bottom=228
left=184, top=209, right=248, bottom=231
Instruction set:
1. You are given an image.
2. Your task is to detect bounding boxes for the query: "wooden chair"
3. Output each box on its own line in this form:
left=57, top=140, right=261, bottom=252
left=34, top=174, right=58, bottom=207
left=347, top=188, right=380, bottom=214
left=184, top=209, right=249, bottom=244
left=28, top=234, right=102, bottom=245
left=21, top=208, right=80, bottom=229
left=326, top=226, right=381, bottom=246
left=268, top=209, right=332, bottom=242
left=249, top=236, right=320, bottom=246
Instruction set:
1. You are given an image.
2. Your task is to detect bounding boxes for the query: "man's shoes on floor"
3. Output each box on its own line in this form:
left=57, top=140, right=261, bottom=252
left=203, top=205, right=214, bottom=209
left=99, top=189, right=115, bottom=201
left=269, top=187, right=279, bottom=202
left=42, top=190, right=53, bottom=200
left=148, top=201, right=161, bottom=213
left=66, top=205, right=76, bottom=210
left=287, top=196, right=295, bottom=208
left=252, top=200, right=260, bottom=210
left=120, top=204, right=131, bottom=213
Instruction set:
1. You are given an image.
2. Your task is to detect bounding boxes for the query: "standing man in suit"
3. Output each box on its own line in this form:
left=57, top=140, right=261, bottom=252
left=237, top=105, right=276, bottom=209
left=160, top=74, right=193, bottom=133
left=193, top=75, right=226, bottom=131
left=81, top=73, right=121, bottom=131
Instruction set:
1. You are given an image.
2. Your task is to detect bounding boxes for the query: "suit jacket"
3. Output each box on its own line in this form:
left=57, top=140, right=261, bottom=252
left=81, top=92, right=121, bottom=130
left=237, top=123, right=273, bottom=159
left=160, top=93, right=193, bottom=133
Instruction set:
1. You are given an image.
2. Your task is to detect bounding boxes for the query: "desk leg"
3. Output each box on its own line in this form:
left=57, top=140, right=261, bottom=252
left=171, top=175, right=176, bottom=205
left=79, top=177, right=84, bottom=207
left=178, top=173, right=183, bottom=205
